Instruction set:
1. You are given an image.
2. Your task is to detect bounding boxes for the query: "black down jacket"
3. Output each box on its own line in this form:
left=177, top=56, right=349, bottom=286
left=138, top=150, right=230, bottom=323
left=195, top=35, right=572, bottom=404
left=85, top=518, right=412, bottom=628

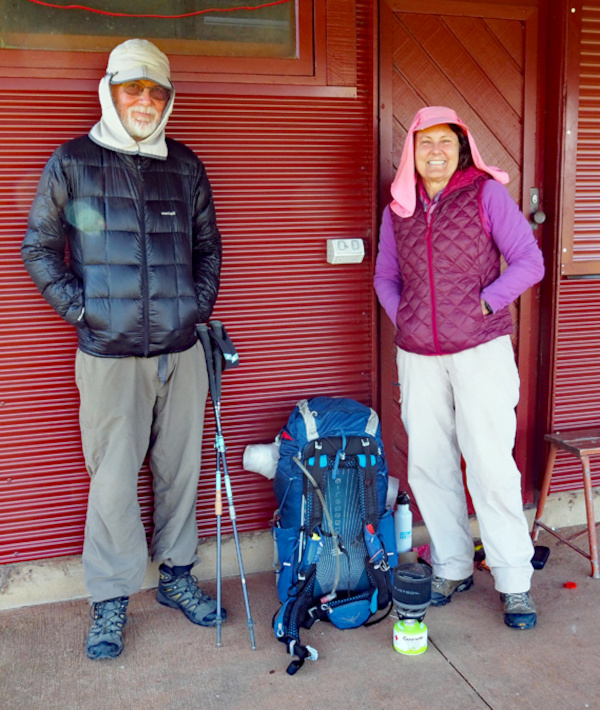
left=22, top=135, right=222, bottom=357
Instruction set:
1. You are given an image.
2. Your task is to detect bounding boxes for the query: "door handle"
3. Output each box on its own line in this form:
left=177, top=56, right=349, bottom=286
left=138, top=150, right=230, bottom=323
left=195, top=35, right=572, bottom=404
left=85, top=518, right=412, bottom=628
left=529, top=188, right=546, bottom=230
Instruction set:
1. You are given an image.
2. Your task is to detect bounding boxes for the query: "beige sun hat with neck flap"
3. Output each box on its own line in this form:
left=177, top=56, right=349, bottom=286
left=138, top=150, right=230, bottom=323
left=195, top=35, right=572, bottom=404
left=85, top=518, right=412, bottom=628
left=106, top=38, right=172, bottom=89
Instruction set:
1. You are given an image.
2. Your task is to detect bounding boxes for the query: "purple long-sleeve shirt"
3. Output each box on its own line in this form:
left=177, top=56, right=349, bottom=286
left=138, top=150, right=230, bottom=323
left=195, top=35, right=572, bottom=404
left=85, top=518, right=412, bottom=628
left=374, top=179, right=545, bottom=325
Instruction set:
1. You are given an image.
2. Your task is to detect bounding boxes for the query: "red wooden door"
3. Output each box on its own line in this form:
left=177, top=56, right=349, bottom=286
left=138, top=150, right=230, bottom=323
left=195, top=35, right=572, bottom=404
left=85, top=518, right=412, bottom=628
left=378, top=0, right=545, bottom=508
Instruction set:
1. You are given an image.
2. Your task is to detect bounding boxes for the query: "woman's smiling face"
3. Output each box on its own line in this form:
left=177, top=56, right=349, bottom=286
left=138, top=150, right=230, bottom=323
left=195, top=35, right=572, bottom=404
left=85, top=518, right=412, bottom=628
left=414, top=123, right=460, bottom=196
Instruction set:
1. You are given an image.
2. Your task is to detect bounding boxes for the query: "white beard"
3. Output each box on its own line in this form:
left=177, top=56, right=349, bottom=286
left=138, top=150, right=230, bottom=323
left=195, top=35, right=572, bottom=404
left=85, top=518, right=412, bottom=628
left=120, top=104, right=160, bottom=140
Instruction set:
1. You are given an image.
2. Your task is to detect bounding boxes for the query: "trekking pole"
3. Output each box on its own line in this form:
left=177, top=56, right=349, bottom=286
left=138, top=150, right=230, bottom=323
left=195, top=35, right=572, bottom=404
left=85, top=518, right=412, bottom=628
left=210, top=321, right=256, bottom=650
left=197, top=323, right=224, bottom=647
left=214, top=449, right=223, bottom=647
left=197, top=321, right=256, bottom=650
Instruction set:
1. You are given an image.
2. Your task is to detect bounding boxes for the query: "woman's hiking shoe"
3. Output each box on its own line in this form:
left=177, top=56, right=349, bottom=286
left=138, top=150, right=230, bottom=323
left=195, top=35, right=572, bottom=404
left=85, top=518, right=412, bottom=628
left=500, top=591, right=537, bottom=629
left=157, top=564, right=226, bottom=627
left=86, top=596, right=129, bottom=660
left=431, top=574, right=474, bottom=606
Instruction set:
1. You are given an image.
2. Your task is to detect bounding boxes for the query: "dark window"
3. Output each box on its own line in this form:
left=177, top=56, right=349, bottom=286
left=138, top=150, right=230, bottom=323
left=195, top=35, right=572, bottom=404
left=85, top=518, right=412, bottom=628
left=0, top=0, right=324, bottom=81
left=0, top=0, right=296, bottom=57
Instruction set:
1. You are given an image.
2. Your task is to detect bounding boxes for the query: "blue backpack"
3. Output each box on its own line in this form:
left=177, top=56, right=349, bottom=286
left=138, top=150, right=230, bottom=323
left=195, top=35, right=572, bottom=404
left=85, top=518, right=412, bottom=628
left=272, top=396, right=397, bottom=674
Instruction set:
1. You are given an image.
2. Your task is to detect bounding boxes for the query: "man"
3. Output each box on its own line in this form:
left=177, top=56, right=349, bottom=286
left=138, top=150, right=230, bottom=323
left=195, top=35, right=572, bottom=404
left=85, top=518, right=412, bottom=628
left=22, top=39, right=224, bottom=660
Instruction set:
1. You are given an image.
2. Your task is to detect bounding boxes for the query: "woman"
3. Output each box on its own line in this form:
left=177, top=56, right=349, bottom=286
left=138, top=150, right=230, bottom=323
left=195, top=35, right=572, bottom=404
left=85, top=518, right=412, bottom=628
left=374, top=106, right=544, bottom=630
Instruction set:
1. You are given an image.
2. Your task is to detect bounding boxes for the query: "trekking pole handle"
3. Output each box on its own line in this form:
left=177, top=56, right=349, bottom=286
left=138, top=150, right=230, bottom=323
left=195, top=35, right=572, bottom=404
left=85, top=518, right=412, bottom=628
left=196, top=324, right=219, bottom=402
left=210, top=319, right=224, bottom=337
left=209, top=320, right=224, bottom=397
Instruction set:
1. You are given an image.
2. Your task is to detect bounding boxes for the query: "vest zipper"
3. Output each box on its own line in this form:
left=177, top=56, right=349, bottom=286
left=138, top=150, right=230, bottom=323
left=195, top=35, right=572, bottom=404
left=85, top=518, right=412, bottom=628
left=136, top=158, right=150, bottom=356
left=424, top=209, right=443, bottom=356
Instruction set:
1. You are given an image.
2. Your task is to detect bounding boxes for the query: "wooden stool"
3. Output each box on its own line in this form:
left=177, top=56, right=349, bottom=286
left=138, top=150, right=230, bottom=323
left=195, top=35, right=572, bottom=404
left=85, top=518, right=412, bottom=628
left=532, top=428, right=600, bottom=578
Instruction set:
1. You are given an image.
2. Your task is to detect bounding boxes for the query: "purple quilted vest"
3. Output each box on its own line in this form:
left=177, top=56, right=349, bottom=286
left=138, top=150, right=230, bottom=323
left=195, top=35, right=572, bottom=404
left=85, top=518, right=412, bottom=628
left=391, top=168, right=513, bottom=356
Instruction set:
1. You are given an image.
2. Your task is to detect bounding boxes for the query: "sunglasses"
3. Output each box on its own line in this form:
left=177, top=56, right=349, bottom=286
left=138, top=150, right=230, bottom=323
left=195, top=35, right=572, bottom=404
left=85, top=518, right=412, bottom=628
left=120, top=81, right=171, bottom=102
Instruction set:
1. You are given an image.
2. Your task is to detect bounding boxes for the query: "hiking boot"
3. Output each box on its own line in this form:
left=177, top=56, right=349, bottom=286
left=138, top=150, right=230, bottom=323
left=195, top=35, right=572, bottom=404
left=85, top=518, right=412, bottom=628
left=430, top=574, right=474, bottom=606
left=157, top=564, right=226, bottom=627
left=500, top=591, right=537, bottom=629
left=86, top=596, right=129, bottom=660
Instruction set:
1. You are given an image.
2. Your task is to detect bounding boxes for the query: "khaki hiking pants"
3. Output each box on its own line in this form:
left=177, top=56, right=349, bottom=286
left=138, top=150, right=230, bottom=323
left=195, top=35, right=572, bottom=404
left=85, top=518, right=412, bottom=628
left=396, top=335, right=534, bottom=595
left=75, top=342, right=208, bottom=603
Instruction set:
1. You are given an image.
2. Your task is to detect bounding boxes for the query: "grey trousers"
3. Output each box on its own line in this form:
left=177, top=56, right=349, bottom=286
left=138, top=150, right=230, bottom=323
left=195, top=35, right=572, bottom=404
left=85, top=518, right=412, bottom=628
left=75, top=342, right=208, bottom=603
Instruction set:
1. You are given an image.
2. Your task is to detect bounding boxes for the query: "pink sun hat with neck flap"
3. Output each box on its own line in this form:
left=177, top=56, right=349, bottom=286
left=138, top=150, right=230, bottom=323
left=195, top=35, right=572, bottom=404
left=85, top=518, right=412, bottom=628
left=389, top=106, right=509, bottom=218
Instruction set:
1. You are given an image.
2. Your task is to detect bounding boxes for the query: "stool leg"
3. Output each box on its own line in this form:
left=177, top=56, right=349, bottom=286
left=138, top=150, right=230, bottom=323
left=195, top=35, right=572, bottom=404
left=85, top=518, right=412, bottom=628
left=532, top=443, right=558, bottom=542
left=580, top=455, right=600, bottom=579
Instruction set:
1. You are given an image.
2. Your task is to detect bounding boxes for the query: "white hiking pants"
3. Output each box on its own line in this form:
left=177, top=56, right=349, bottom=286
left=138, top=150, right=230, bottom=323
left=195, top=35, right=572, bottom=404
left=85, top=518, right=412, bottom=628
left=76, top=342, right=208, bottom=603
left=396, top=335, right=534, bottom=594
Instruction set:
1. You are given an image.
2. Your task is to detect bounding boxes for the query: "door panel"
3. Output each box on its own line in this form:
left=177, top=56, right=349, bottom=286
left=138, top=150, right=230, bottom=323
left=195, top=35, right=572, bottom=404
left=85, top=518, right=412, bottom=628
left=378, top=0, right=544, bottom=509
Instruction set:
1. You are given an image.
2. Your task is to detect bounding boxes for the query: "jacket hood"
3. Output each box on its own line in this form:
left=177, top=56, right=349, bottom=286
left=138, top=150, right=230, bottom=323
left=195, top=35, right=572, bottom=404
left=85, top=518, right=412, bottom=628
left=390, top=106, right=509, bottom=218
left=89, top=39, right=175, bottom=159
left=89, top=74, right=175, bottom=160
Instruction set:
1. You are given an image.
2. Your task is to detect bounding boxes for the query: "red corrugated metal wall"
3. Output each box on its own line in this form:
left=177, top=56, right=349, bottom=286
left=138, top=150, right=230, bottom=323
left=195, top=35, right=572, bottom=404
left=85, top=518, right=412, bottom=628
left=550, top=3, right=600, bottom=490
left=0, top=3, right=376, bottom=564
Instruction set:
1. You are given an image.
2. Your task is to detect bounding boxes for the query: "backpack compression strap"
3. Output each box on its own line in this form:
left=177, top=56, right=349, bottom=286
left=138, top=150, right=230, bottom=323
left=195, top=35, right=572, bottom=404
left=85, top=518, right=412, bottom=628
left=273, top=548, right=321, bottom=675
left=360, top=437, right=393, bottom=613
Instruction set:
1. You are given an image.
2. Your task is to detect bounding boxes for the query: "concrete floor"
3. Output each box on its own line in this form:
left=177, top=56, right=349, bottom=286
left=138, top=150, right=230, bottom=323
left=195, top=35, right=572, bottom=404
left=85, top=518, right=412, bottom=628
left=1, top=527, right=598, bottom=710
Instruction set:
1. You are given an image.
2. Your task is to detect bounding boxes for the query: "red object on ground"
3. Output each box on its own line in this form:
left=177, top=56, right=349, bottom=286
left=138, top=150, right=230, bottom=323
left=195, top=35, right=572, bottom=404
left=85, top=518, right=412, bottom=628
left=564, top=581, right=577, bottom=589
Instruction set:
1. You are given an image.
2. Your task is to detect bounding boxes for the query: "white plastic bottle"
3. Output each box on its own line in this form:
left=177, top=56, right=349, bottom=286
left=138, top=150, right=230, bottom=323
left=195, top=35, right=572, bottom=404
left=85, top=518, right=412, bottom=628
left=394, top=491, right=413, bottom=553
